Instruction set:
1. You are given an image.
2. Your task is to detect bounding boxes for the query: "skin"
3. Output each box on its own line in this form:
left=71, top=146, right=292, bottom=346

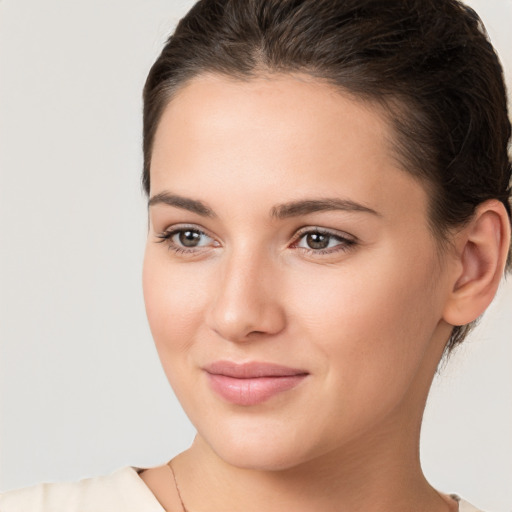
left=141, top=73, right=510, bottom=512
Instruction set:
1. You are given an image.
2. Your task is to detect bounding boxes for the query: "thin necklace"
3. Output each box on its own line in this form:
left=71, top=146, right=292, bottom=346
left=168, top=460, right=189, bottom=512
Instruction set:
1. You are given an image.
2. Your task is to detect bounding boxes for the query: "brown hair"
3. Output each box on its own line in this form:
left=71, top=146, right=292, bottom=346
left=143, top=0, right=511, bottom=351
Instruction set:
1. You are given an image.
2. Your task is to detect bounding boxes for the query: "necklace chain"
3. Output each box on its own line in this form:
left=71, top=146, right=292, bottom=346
left=168, top=460, right=189, bottom=512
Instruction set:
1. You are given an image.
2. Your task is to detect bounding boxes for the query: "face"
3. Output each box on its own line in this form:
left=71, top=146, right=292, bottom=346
left=143, top=74, right=454, bottom=471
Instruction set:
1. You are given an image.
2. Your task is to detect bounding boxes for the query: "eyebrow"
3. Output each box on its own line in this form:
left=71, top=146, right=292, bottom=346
left=271, top=198, right=380, bottom=219
left=148, top=192, right=380, bottom=219
left=148, top=192, right=216, bottom=217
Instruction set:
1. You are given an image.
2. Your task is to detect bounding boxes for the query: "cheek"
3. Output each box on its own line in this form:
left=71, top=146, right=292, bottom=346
left=289, top=265, right=431, bottom=343
left=285, top=251, right=440, bottom=398
left=142, top=250, right=208, bottom=356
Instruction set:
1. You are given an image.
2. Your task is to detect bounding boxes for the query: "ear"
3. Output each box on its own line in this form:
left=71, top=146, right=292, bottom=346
left=443, top=199, right=511, bottom=327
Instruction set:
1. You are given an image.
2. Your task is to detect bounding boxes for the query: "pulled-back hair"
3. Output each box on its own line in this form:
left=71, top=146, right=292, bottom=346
left=143, top=0, right=511, bottom=351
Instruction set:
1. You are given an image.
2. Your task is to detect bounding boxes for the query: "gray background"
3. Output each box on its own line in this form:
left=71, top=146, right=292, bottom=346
left=0, top=0, right=511, bottom=510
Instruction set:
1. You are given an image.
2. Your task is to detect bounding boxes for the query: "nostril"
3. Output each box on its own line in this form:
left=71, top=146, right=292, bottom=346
left=205, top=262, right=287, bottom=341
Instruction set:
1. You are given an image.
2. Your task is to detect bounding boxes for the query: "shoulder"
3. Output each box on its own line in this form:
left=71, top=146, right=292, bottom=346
left=0, top=467, right=165, bottom=512
left=452, top=495, right=488, bottom=512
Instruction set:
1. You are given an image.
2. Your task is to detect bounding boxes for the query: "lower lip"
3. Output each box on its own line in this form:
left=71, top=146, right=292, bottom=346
left=206, top=373, right=307, bottom=406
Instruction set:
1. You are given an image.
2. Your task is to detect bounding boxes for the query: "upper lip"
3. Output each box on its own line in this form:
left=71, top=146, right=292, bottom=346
left=204, top=361, right=309, bottom=379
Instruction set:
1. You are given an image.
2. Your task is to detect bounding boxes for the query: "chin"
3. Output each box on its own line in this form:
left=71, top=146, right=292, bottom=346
left=196, top=419, right=323, bottom=472
left=213, top=442, right=308, bottom=472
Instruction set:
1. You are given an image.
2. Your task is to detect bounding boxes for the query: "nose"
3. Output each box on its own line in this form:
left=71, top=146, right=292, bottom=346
left=206, top=250, right=286, bottom=342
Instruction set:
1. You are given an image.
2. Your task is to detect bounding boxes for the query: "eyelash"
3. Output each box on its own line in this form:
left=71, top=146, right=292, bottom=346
left=155, top=226, right=357, bottom=257
left=291, top=228, right=357, bottom=256
left=155, top=226, right=216, bottom=255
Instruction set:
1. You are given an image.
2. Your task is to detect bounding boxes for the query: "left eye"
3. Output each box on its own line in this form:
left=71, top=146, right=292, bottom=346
left=295, top=231, right=351, bottom=251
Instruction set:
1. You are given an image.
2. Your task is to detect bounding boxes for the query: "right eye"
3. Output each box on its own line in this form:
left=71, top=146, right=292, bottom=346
left=156, top=227, right=217, bottom=253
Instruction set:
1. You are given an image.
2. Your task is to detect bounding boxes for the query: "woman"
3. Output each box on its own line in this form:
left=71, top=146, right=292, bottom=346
left=1, top=0, right=510, bottom=510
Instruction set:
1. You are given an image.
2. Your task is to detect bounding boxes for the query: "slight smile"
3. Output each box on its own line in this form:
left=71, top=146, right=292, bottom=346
left=204, top=361, right=310, bottom=406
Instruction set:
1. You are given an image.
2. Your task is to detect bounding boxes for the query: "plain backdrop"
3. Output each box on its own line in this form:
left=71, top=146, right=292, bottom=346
left=0, top=0, right=511, bottom=510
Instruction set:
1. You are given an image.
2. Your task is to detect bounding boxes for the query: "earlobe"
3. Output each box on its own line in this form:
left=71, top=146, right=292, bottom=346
left=443, top=200, right=511, bottom=327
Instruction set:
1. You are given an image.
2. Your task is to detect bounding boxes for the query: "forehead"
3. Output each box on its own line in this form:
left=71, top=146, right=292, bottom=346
left=153, top=73, right=392, bottom=159
left=150, top=73, right=430, bottom=224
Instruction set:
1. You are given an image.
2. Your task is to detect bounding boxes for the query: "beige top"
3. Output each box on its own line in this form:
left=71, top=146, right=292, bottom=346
left=0, top=466, right=485, bottom=512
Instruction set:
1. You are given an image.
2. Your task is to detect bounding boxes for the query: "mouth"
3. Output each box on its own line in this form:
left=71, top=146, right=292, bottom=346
left=203, top=361, right=309, bottom=406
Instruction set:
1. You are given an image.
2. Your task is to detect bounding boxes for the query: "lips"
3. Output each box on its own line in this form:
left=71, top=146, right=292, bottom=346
left=204, top=361, right=309, bottom=406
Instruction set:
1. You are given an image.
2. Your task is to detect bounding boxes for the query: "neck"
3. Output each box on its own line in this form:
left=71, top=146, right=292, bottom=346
left=172, top=413, right=453, bottom=512
left=170, top=324, right=455, bottom=512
